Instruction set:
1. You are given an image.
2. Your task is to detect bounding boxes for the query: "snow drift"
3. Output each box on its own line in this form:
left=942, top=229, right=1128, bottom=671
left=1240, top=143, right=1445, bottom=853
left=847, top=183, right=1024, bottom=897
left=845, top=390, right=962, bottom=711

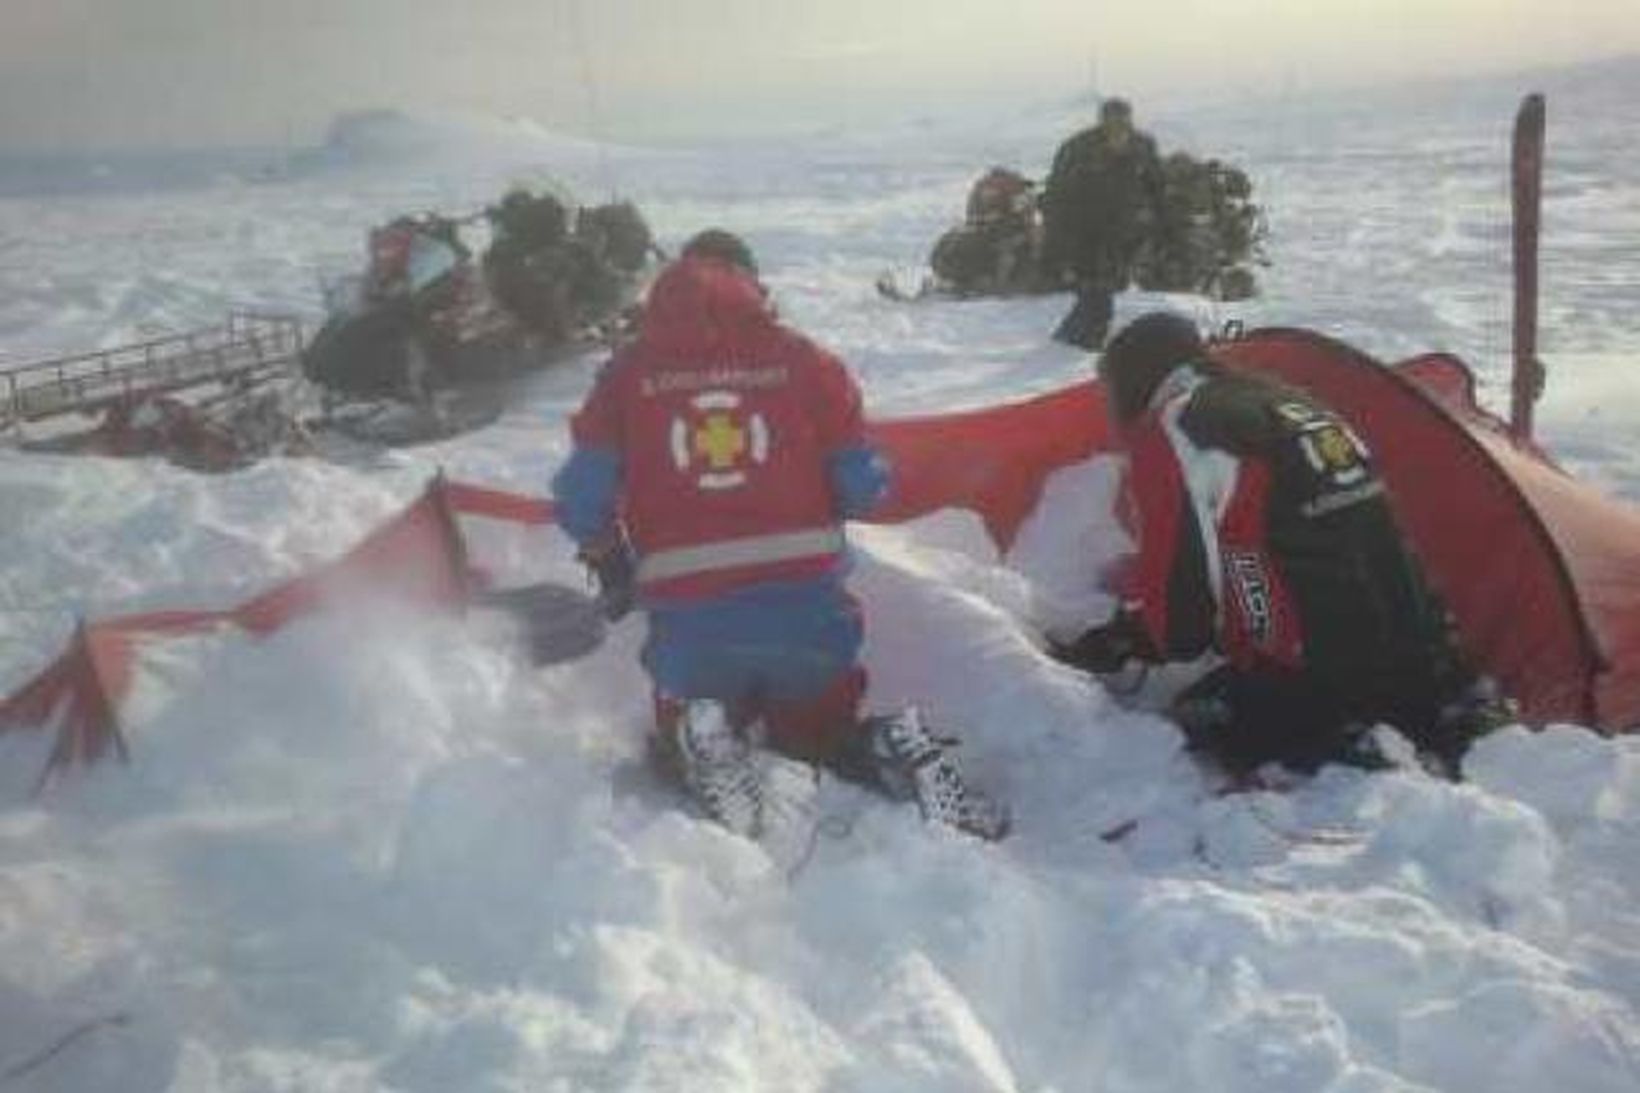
left=4, top=61, right=1639, bottom=1093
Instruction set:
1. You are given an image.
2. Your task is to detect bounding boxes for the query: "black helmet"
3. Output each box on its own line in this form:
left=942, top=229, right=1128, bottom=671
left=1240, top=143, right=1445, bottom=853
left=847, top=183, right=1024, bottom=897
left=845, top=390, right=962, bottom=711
left=681, top=228, right=758, bottom=277
left=1098, top=311, right=1205, bottom=425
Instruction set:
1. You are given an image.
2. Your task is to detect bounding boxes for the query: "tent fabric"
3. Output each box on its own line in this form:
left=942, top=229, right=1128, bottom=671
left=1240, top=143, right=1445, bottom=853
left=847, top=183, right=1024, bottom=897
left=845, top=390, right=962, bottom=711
left=1, top=479, right=478, bottom=789
left=1215, top=330, right=1636, bottom=730
left=7, top=326, right=1640, bottom=789
left=1478, top=432, right=1640, bottom=730
left=865, top=381, right=1110, bottom=551
left=1419, top=376, right=1640, bottom=732
left=864, top=329, right=1640, bottom=730
left=865, top=328, right=1640, bottom=730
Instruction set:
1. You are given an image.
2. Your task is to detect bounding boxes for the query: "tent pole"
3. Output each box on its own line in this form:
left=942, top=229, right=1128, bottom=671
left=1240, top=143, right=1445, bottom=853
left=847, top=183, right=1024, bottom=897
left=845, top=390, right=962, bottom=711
left=1510, top=92, right=1546, bottom=443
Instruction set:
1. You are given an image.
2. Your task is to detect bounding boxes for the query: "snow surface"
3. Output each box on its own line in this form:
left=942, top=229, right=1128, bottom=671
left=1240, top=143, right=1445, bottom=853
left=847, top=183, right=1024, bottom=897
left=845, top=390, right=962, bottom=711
left=3, top=61, right=1639, bottom=1091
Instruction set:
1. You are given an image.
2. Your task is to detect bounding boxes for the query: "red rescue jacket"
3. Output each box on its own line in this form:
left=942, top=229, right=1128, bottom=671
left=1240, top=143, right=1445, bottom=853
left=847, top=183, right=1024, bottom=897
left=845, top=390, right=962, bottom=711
left=569, top=258, right=868, bottom=600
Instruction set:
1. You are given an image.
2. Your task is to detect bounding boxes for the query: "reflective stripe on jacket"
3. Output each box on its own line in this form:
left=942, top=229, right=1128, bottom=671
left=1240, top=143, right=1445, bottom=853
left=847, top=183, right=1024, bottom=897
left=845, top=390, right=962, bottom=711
left=555, top=256, right=885, bottom=601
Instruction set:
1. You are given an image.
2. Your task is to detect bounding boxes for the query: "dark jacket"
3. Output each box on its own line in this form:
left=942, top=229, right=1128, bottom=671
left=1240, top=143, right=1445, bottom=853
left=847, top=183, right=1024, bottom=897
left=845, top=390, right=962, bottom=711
left=1041, top=125, right=1164, bottom=284
left=1120, top=361, right=1466, bottom=725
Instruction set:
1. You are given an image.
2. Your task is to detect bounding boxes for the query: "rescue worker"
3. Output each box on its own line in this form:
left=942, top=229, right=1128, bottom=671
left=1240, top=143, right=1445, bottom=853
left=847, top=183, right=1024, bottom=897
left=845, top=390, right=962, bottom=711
left=1040, top=97, right=1164, bottom=349
left=552, top=230, right=1007, bottom=839
left=1055, top=311, right=1507, bottom=776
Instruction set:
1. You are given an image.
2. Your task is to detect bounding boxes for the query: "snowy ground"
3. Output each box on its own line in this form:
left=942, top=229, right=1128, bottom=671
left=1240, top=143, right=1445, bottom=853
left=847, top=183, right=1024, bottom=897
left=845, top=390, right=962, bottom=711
left=2, top=61, right=1638, bottom=1092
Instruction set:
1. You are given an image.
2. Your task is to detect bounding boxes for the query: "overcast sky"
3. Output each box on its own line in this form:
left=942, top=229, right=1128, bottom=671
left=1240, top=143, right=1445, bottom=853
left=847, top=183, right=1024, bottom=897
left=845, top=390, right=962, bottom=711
left=3, top=0, right=1637, bottom=149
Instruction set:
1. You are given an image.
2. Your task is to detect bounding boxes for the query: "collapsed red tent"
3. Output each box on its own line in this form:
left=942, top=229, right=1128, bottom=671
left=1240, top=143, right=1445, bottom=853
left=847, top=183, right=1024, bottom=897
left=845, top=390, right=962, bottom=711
left=1214, top=328, right=1640, bottom=730
left=5, top=326, right=1637, bottom=787
left=865, top=380, right=1110, bottom=549
left=868, top=326, right=1640, bottom=731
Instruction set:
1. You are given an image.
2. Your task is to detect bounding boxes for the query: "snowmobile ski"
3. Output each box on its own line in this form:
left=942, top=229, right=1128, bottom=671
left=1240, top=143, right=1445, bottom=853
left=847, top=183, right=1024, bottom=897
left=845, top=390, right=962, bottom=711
left=874, top=269, right=938, bottom=303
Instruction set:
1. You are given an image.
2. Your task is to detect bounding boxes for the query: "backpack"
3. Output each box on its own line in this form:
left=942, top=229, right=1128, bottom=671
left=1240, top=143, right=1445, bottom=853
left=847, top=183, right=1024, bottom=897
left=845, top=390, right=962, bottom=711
left=965, top=167, right=1036, bottom=228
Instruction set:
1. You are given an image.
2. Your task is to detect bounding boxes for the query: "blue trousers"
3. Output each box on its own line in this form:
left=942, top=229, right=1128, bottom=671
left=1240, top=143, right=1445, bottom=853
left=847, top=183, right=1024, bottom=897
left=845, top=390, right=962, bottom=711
left=642, top=576, right=866, bottom=760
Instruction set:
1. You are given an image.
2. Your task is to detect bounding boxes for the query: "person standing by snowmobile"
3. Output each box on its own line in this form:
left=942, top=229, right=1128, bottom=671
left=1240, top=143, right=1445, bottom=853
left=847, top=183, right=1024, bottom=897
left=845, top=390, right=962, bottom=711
left=552, top=230, right=1007, bottom=840
left=1040, top=97, right=1164, bottom=349
left=1055, top=311, right=1507, bottom=776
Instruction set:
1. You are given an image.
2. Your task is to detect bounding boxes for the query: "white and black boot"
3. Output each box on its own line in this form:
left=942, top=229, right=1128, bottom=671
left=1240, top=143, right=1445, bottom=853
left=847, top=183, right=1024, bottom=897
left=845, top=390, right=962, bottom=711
left=677, top=699, right=765, bottom=837
left=864, top=708, right=1010, bottom=841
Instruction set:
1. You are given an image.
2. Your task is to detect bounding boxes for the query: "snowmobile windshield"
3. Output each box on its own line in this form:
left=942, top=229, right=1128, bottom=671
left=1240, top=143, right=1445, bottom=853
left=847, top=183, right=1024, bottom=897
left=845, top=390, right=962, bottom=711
left=407, top=235, right=461, bottom=294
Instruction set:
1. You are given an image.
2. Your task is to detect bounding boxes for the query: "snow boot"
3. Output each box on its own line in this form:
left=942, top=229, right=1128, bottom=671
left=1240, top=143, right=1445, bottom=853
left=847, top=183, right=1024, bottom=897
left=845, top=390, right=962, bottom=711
left=676, top=699, right=764, bottom=837
left=861, top=708, right=1010, bottom=841
left=1052, top=284, right=1114, bottom=350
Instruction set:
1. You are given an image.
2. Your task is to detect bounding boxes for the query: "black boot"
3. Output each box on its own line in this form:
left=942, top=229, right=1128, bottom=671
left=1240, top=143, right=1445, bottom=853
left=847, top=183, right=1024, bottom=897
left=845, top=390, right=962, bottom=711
left=853, top=708, right=1010, bottom=841
left=1052, top=283, right=1114, bottom=350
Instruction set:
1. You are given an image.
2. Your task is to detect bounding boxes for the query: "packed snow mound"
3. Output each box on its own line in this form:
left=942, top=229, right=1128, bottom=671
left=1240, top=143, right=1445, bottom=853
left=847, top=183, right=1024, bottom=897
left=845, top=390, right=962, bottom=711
left=2, top=459, right=1639, bottom=1092
left=307, top=109, right=631, bottom=171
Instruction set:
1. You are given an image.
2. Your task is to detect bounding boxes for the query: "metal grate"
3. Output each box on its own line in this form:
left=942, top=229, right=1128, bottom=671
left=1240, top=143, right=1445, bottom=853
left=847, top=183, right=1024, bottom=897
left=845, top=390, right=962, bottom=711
left=1, top=312, right=304, bottom=432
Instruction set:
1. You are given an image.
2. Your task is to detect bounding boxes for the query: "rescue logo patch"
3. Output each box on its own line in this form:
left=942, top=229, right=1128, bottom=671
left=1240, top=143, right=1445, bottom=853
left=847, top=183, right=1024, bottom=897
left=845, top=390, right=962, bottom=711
left=1297, top=419, right=1371, bottom=487
left=668, top=389, right=770, bottom=490
left=1224, top=549, right=1274, bottom=646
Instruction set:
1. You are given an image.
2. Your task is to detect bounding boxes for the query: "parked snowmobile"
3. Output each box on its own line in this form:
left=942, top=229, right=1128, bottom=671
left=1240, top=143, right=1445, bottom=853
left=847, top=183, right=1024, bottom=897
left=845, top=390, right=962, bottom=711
left=302, top=194, right=657, bottom=442
left=302, top=213, right=526, bottom=407
left=881, top=151, right=1266, bottom=304
left=911, top=168, right=1050, bottom=299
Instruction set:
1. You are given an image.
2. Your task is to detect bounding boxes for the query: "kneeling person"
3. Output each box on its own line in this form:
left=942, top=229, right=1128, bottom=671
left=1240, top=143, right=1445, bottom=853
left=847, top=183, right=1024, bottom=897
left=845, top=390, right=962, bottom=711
left=1058, top=312, right=1507, bottom=776
left=553, top=230, right=1007, bottom=839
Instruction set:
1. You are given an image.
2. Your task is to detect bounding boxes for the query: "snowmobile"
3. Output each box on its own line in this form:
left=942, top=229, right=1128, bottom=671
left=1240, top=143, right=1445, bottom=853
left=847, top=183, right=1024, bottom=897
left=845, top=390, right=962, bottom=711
left=301, top=214, right=530, bottom=434
left=880, top=153, right=1266, bottom=304
left=302, top=197, right=656, bottom=444
left=879, top=168, right=1051, bottom=302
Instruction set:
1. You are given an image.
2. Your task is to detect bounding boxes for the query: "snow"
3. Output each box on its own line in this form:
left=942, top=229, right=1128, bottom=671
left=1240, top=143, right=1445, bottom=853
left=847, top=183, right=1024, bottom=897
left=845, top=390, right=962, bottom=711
left=3, top=61, right=1640, bottom=1091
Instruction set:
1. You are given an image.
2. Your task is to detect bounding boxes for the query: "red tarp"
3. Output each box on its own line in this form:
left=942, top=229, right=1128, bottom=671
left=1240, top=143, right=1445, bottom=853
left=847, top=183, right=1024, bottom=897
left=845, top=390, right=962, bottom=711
left=6, top=327, right=1638, bottom=788
left=865, top=381, right=1110, bottom=550
left=0, top=479, right=477, bottom=789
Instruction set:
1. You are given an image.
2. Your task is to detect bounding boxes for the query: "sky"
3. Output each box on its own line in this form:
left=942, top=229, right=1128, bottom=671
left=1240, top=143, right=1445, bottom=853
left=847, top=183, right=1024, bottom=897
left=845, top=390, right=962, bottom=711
left=2, top=0, right=1638, bottom=149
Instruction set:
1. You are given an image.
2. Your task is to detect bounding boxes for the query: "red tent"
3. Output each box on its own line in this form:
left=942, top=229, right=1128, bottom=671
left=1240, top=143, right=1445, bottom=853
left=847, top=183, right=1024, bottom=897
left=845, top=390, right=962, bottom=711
left=7, top=327, right=1639, bottom=788
left=1215, top=328, right=1640, bottom=730
left=865, top=381, right=1110, bottom=550
left=865, top=327, right=1640, bottom=731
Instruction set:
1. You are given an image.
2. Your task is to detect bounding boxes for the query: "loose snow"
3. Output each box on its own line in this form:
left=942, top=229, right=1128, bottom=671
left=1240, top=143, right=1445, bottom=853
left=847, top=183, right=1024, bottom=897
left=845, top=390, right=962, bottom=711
left=2, top=62, right=1638, bottom=1092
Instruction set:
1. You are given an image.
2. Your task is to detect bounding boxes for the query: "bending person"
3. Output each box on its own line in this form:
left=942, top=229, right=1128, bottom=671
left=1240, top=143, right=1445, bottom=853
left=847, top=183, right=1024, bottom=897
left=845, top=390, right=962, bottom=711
left=1056, top=311, right=1509, bottom=776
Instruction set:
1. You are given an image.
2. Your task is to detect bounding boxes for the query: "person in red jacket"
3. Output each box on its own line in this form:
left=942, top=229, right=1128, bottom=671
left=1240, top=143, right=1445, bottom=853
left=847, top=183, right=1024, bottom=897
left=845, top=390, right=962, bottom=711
left=1055, top=311, right=1508, bottom=777
left=553, top=230, right=1006, bottom=838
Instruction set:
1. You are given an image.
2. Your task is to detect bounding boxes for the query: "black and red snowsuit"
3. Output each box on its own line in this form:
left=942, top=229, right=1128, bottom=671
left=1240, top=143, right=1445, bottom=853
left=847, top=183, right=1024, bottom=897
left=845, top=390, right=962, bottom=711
left=1106, top=359, right=1477, bottom=772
